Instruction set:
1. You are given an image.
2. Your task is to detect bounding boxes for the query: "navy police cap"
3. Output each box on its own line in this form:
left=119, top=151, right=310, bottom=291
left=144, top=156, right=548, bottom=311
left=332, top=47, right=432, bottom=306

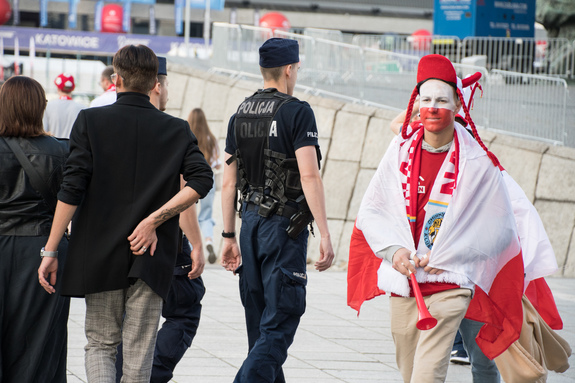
left=259, top=38, right=299, bottom=68
left=158, top=56, right=167, bottom=76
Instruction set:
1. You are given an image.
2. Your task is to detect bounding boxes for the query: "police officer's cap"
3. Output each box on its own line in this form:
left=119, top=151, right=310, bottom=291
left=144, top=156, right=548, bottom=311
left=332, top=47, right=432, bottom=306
left=158, top=56, right=167, bottom=76
left=259, top=38, right=299, bottom=68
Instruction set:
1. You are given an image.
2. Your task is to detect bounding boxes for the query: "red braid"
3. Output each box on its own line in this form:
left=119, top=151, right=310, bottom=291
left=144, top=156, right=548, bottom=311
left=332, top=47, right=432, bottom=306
left=456, top=88, right=500, bottom=168
left=401, top=87, right=420, bottom=140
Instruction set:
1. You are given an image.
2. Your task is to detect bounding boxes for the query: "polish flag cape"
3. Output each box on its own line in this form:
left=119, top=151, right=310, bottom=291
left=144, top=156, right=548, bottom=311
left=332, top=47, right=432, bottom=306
left=348, top=123, right=525, bottom=359
left=502, top=170, right=562, bottom=329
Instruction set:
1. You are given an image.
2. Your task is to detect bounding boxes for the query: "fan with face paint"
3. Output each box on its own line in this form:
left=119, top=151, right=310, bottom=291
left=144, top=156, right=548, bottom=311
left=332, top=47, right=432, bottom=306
left=418, top=80, right=460, bottom=133
left=401, top=54, right=500, bottom=167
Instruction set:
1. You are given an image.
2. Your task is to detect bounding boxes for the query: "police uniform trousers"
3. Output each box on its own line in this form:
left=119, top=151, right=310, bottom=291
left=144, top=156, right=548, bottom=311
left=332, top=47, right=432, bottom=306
left=0, top=235, right=70, bottom=383
left=390, top=288, right=472, bottom=383
left=115, top=239, right=205, bottom=383
left=151, top=273, right=205, bottom=382
left=235, top=206, right=309, bottom=383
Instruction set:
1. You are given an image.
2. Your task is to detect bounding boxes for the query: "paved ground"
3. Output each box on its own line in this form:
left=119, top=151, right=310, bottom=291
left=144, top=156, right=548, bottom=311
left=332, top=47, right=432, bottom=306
left=65, top=266, right=574, bottom=382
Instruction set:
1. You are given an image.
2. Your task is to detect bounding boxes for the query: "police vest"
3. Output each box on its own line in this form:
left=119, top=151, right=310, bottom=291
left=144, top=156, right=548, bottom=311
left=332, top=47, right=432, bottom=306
left=229, top=88, right=305, bottom=217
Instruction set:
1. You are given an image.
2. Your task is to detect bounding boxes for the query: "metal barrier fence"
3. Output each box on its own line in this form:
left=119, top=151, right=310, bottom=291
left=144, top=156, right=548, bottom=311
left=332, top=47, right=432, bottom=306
left=482, top=70, right=567, bottom=144
left=212, top=23, right=571, bottom=146
left=350, top=33, right=462, bottom=63
left=351, top=33, right=575, bottom=79
left=461, top=37, right=575, bottom=78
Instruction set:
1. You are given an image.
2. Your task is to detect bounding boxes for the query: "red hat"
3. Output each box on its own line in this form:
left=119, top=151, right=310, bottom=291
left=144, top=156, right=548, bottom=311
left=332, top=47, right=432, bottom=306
left=416, top=54, right=457, bottom=88
left=401, top=55, right=500, bottom=168
left=55, top=73, right=75, bottom=92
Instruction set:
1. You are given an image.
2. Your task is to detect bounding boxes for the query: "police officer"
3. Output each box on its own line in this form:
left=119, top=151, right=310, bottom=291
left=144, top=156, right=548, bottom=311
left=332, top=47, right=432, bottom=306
left=221, top=38, right=335, bottom=383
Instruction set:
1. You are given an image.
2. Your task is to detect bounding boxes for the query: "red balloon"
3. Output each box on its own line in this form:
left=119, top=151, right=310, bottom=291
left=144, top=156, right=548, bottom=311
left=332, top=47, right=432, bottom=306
left=0, top=0, right=12, bottom=26
left=101, top=4, right=124, bottom=33
left=259, top=12, right=290, bottom=32
left=411, top=29, right=432, bottom=51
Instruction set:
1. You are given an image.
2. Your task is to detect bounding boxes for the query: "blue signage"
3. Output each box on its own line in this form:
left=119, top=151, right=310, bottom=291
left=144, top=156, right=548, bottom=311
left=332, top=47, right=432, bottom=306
left=434, top=0, right=536, bottom=39
left=174, top=0, right=225, bottom=35
left=94, top=1, right=104, bottom=32
left=123, top=1, right=131, bottom=33
left=0, top=26, right=204, bottom=55
left=39, top=0, right=81, bottom=29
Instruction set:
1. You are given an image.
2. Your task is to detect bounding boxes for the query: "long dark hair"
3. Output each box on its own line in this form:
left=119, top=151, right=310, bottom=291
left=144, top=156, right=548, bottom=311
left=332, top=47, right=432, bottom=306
left=187, top=108, right=218, bottom=165
left=0, top=76, right=47, bottom=137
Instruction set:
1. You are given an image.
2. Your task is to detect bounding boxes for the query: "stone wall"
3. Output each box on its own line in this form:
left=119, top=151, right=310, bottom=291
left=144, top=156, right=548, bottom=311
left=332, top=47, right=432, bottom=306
left=166, top=62, right=575, bottom=277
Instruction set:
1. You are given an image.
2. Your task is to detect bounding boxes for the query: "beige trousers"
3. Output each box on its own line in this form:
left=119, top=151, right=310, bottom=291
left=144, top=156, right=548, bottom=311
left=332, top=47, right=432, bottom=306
left=390, top=288, right=472, bottom=383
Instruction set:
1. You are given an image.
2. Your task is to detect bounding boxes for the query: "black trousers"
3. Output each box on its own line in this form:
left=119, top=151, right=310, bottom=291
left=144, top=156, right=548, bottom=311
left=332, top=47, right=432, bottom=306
left=0, top=235, right=70, bottom=383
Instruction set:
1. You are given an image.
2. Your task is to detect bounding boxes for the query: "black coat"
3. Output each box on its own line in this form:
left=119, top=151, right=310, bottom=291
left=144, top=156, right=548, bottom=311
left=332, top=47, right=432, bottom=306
left=58, top=92, right=213, bottom=299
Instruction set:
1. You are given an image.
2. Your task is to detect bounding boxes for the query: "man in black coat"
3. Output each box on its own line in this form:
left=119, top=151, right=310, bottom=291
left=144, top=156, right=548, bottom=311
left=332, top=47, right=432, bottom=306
left=38, top=45, right=213, bottom=383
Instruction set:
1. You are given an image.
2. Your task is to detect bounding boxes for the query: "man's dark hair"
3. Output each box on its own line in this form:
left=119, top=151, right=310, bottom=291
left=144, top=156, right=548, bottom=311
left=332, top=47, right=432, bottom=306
left=102, top=65, right=114, bottom=82
left=157, top=74, right=167, bottom=87
left=113, top=45, right=158, bottom=93
left=0, top=76, right=46, bottom=137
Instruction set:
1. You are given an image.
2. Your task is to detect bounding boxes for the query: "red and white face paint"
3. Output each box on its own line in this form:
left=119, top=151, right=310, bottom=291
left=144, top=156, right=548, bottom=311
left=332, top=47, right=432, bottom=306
left=419, top=80, right=458, bottom=133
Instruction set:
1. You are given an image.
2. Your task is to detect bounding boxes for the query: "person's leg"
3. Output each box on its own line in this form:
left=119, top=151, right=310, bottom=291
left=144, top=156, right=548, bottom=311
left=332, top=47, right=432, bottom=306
left=85, top=288, right=125, bottom=383
left=120, top=279, right=163, bottom=383
left=199, top=186, right=217, bottom=263
left=410, top=289, right=472, bottom=383
left=450, top=330, right=470, bottom=364
left=0, top=235, right=70, bottom=383
left=151, top=276, right=205, bottom=383
left=235, top=210, right=266, bottom=359
left=235, top=213, right=308, bottom=383
left=459, top=318, right=500, bottom=383
left=453, top=331, right=465, bottom=353
left=198, top=186, right=216, bottom=240
left=389, top=296, right=421, bottom=383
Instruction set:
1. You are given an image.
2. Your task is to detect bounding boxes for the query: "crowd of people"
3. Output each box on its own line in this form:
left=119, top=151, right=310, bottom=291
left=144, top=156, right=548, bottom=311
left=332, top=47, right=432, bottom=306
left=0, top=38, right=569, bottom=383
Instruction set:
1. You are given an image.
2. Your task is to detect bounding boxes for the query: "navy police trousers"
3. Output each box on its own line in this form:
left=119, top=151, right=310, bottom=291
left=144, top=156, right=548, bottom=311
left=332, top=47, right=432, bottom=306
left=234, top=207, right=309, bottom=383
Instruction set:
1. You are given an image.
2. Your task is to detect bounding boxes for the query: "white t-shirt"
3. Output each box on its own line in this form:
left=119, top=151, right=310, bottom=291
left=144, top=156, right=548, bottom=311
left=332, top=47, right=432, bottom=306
left=43, top=99, right=85, bottom=138
left=90, top=90, right=117, bottom=108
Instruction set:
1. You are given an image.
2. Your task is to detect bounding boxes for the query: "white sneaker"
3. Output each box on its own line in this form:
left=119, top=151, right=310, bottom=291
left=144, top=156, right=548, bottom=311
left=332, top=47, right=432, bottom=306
left=450, top=350, right=470, bottom=365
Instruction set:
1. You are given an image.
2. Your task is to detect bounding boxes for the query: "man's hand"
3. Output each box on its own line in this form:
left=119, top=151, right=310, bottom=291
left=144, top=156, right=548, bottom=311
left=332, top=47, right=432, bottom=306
left=221, top=238, right=241, bottom=273
left=392, top=248, right=416, bottom=277
left=128, top=216, right=158, bottom=255
left=38, top=257, right=58, bottom=294
left=415, top=251, right=444, bottom=275
left=314, top=235, right=334, bottom=271
left=188, top=243, right=205, bottom=279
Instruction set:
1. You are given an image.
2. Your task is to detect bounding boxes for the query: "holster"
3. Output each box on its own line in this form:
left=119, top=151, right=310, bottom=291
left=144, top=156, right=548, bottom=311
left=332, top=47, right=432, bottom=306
left=286, top=195, right=314, bottom=239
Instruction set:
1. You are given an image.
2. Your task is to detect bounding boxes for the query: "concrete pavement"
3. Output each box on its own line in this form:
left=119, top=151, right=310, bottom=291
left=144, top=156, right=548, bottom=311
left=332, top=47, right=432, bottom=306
left=65, top=266, right=575, bottom=383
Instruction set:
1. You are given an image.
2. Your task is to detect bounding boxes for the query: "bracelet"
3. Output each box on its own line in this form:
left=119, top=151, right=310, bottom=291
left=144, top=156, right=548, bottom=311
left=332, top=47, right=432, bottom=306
left=222, top=231, right=236, bottom=238
left=40, top=247, right=58, bottom=258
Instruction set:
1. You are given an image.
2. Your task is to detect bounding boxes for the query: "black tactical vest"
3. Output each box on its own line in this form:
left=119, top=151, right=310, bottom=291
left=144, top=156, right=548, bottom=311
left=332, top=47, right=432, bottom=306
left=230, top=88, right=305, bottom=216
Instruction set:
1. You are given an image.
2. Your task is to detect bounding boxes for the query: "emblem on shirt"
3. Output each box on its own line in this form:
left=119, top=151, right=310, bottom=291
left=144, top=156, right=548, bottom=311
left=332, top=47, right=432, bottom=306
left=306, top=132, right=318, bottom=138
left=423, top=212, right=444, bottom=249
left=418, top=176, right=425, bottom=194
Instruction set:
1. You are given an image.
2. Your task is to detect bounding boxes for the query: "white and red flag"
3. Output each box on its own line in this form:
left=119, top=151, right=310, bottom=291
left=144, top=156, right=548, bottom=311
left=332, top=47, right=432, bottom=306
left=348, top=123, right=525, bottom=359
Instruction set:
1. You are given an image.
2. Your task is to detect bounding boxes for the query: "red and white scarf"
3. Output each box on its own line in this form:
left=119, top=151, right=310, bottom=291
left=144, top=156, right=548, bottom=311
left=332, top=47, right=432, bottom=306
left=400, top=125, right=458, bottom=252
